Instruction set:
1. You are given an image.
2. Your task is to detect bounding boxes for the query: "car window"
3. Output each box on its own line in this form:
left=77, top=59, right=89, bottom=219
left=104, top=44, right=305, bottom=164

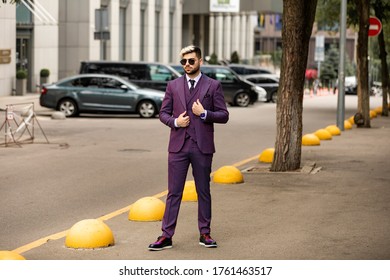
left=149, top=65, right=174, bottom=81
left=66, top=77, right=99, bottom=88
left=85, top=63, right=149, bottom=80
left=214, top=68, right=236, bottom=83
left=201, top=68, right=216, bottom=79
left=230, top=67, right=244, bottom=75
left=100, top=77, right=124, bottom=89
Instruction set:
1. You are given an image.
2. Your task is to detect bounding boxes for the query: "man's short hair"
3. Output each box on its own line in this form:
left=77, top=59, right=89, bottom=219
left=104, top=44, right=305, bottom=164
left=180, top=45, right=202, bottom=59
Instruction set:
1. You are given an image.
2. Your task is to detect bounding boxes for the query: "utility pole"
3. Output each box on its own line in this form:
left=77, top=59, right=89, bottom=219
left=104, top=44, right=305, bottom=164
left=337, top=0, right=347, bottom=130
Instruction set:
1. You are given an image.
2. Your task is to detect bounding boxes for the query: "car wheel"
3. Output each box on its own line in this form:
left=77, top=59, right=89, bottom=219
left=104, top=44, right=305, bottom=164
left=234, top=92, right=250, bottom=107
left=271, top=91, right=278, bottom=103
left=58, top=99, right=79, bottom=117
left=137, top=100, right=157, bottom=118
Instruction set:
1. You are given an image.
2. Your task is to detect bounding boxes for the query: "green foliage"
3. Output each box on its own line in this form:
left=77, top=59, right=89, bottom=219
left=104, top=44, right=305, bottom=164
left=271, top=48, right=283, bottom=69
left=320, top=44, right=355, bottom=82
left=40, top=68, right=50, bottom=77
left=16, top=69, right=27, bottom=79
left=208, top=53, right=218, bottom=65
left=230, top=51, right=240, bottom=63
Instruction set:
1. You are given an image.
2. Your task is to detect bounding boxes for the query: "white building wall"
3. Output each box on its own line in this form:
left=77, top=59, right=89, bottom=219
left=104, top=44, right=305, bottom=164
left=208, top=14, right=215, bottom=58
left=231, top=14, right=240, bottom=55
left=223, top=14, right=231, bottom=60
left=173, top=0, right=183, bottom=60
left=215, top=14, right=223, bottom=60
left=240, top=13, right=247, bottom=60
left=146, top=0, right=155, bottom=62
left=159, top=0, right=170, bottom=63
left=33, top=0, right=59, bottom=90
left=128, top=0, right=141, bottom=61
left=59, top=0, right=100, bottom=78
left=0, top=4, right=16, bottom=96
left=107, top=0, right=120, bottom=60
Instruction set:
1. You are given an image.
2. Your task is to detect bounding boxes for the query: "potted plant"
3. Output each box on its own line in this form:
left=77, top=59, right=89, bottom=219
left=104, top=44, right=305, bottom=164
left=40, top=68, right=50, bottom=85
left=16, top=69, right=27, bottom=96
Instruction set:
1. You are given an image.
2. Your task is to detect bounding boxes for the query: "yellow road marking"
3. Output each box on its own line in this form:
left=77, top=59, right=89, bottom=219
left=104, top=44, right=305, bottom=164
left=12, top=156, right=258, bottom=254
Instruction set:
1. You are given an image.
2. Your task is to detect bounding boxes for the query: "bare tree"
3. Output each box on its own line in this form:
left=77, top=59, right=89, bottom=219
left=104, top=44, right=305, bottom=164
left=271, top=0, right=318, bottom=172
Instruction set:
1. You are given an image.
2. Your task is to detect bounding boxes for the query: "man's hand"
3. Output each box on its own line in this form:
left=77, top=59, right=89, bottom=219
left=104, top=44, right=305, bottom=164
left=177, top=111, right=190, bottom=127
left=192, top=99, right=205, bottom=116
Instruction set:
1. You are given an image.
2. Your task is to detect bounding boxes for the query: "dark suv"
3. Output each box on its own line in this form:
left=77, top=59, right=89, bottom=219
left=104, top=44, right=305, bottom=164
left=201, top=65, right=267, bottom=106
left=228, top=64, right=273, bottom=76
left=79, top=61, right=180, bottom=92
left=244, top=74, right=279, bottom=103
left=170, top=64, right=267, bottom=107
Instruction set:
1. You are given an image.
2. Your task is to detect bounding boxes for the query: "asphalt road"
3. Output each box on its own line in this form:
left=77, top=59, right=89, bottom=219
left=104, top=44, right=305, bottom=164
left=0, top=93, right=383, bottom=252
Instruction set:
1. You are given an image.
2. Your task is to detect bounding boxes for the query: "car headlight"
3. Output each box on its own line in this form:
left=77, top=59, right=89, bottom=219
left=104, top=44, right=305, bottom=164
left=252, top=86, right=265, bottom=95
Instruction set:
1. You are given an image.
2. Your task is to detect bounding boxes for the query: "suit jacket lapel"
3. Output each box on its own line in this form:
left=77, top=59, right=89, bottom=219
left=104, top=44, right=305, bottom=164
left=198, top=75, right=211, bottom=102
left=178, top=76, right=186, bottom=108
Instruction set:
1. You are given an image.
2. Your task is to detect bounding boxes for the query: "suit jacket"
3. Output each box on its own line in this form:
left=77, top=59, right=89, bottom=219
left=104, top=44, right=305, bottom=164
left=159, top=74, right=229, bottom=154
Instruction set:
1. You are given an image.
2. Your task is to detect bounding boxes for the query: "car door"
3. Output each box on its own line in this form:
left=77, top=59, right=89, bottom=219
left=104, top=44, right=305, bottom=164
left=75, top=77, right=107, bottom=110
left=98, top=77, right=137, bottom=111
left=214, top=68, right=244, bottom=103
left=127, top=64, right=176, bottom=92
left=75, top=77, right=135, bottom=112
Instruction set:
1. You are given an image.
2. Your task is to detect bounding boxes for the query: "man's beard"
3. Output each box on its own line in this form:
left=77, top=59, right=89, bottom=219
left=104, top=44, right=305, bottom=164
left=185, top=65, right=200, bottom=75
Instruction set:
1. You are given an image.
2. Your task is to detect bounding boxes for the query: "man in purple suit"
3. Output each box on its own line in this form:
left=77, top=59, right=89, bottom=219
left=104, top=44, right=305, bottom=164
left=148, top=45, right=229, bottom=251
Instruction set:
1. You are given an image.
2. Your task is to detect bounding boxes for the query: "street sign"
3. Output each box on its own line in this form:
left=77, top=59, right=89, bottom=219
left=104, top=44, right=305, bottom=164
left=314, top=35, right=325, bottom=62
left=368, top=16, right=382, bottom=37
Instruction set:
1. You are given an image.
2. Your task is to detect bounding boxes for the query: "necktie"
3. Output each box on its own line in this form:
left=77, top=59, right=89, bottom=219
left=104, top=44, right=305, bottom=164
left=189, top=79, right=195, bottom=92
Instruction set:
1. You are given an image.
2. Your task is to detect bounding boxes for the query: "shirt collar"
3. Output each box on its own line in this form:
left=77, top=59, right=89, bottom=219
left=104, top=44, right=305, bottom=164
left=186, top=73, right=202, bottom=84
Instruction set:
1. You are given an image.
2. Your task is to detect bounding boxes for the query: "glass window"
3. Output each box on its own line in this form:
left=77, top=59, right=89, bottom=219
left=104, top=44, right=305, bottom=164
left=215, top=68, right=235, bottom=82
left=16, top=3, right=32, bottom=25
left=149, top=65, right=173, bottom=81
left=100, top=77, right=123, bottom=89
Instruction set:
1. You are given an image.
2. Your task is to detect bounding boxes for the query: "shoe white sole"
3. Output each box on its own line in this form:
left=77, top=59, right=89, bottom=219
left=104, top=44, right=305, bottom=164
left=148, top=245, right=172, bottom=251
left=199, top=242, right=217, bottom=248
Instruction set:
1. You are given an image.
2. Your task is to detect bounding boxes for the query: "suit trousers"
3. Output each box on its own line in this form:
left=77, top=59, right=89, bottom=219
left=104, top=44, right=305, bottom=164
left=162, top=138, right=213, bottom=238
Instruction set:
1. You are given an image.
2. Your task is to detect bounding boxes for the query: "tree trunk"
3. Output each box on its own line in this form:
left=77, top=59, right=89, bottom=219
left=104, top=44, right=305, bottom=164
left=356, top=0, right=371, bottom=127
left=374, top=3, right=389, bottom=117
left=270, top=0, right=317, bottom=172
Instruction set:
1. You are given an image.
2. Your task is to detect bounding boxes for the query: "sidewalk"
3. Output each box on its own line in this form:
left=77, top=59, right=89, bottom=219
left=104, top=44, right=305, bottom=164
left=13, top=106, right=389, bottom=260
left=2, top=93, right=390, bottom=260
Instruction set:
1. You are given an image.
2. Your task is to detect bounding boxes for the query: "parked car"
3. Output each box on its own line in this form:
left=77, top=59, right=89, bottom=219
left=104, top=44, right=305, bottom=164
left=170, top=64, right=267, bottom=107
left=345, top=76, right=357, bottom=95
left=243, top=74, right=279, bottom=103
left=79, top=61, right=181, bottom=92
left=40, top=74, right=165, bottom=118
left=228, top=63, right=273, bottom=76
left=201, top=65, right=267, bottom=106
left=170, top=64, right=185, bottom=75
left=334, top=76, right=357, bottom=95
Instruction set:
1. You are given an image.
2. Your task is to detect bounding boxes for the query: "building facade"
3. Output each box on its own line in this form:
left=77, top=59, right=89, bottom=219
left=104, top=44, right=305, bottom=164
left=0, top=0, right=356, bottom=97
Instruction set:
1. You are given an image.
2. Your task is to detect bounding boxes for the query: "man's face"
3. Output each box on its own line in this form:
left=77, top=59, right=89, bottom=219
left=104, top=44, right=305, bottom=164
left=181, top=52, right=202, bottom=75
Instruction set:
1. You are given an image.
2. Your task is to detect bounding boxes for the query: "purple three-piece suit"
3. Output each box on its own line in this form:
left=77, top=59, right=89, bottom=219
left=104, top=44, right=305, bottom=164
left=159, top=73, right=229, bottom=238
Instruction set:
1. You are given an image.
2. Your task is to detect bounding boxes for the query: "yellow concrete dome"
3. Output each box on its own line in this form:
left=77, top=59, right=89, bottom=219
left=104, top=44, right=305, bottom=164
left=325, top=125, right=341, bottom=136
left=65, top=219, right=115, bottom=249
left=0, top=251, right=26, bottom=260
left=302, top=134, right=321, bottom=146
left=128, top=196, right=165, bottom=221
left=182, top=180, right=198, bottom=201
left=213, top=165, right=244, bottom=184
left=314, top=129, right=333, bottom=140
left=259, top=148, right=275, bottom=163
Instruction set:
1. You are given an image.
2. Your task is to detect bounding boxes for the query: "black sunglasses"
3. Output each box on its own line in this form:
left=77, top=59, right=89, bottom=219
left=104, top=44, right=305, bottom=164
left=180, top=58, right=196, bottom=65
